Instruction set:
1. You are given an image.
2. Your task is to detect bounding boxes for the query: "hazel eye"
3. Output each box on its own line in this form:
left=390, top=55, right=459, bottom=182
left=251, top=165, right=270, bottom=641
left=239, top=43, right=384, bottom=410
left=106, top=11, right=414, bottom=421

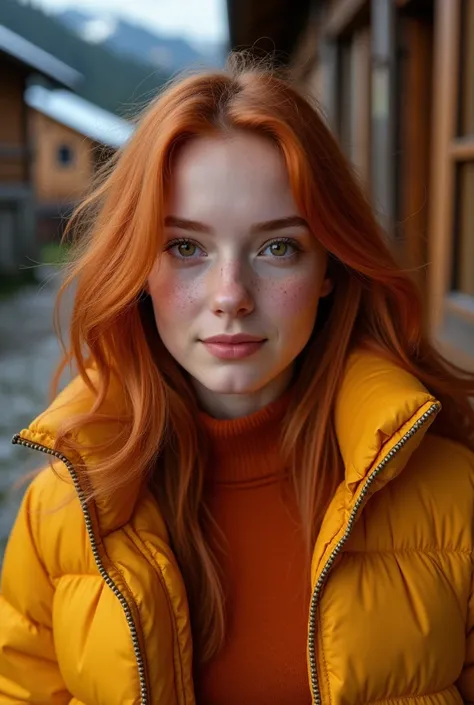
left=269, top=241, right=289, bottom=257
left=165, top=238, right=205, bottom=260
left=176, top=242, right=197, bottom=257
left=260, top=238, right=299, bottom=258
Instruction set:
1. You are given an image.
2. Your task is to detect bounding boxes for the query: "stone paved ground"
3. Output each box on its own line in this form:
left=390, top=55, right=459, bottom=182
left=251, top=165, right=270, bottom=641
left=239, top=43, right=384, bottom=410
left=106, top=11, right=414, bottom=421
left=0, top=267, right=71, bottom=561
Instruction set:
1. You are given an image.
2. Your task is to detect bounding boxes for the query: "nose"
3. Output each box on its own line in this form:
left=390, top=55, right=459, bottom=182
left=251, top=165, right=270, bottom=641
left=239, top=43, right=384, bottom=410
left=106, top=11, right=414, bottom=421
left=210, top=261, right=254, bottom=318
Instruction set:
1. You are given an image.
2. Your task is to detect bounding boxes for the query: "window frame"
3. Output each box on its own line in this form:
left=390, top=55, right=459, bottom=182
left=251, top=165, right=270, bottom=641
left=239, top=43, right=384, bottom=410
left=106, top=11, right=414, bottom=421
left=428, top=0, right=474, bottom=368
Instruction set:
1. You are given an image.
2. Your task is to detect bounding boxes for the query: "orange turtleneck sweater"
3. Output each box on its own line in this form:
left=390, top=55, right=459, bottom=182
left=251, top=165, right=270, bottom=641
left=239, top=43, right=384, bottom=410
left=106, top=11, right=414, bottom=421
left=195, top=392, right=312, bottom=705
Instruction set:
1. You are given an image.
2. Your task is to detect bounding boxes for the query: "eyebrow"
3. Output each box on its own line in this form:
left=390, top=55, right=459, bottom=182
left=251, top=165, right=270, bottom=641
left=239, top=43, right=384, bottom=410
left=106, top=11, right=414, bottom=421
left=164, top=216, right=209, bottom=233
left=164, top=215, right=309, bottom=234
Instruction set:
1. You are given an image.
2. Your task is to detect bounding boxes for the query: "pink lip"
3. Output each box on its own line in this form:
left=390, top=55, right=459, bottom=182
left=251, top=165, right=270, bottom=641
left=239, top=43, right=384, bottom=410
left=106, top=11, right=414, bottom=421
left=202, top=334, right=265, bottom=344
left=201, top=334, right=266, bottom=360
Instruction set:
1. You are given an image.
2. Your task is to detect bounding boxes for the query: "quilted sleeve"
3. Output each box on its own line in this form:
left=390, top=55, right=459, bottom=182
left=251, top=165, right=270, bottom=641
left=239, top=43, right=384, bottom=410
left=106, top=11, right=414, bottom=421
left=0, top=476, right=71, bottom=704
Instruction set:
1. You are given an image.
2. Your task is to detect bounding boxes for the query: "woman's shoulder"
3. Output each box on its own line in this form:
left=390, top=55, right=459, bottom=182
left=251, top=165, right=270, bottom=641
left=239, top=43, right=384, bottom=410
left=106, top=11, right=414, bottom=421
left=392, top=433, right=474, bottom=535
left=14, top=464, right=90, bottom=576
left=411, top=432, right=474, bottom=483
left=355, top=434, right=474, bottom=555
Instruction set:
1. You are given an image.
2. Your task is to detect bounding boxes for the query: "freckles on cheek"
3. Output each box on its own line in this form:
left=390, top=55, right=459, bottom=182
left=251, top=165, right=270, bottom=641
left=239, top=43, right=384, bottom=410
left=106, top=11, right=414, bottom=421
left=263, top=275, right=318, bottom=317
left=150, top=269, right=202, bottom=316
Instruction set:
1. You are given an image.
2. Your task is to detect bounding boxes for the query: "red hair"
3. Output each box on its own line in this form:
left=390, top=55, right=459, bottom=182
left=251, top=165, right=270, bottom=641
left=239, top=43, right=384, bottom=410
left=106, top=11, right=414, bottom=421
left=53, top=56, right=474, bottom=663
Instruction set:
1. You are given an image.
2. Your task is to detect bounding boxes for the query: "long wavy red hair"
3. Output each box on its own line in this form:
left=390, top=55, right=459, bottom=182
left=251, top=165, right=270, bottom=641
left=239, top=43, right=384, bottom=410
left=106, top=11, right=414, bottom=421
left=53, top=56, right=474, bottom=663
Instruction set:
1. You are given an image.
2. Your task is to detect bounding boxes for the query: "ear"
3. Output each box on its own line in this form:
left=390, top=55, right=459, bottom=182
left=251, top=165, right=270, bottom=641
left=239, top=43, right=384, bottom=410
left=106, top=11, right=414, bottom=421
left=320, top=277, right=333, bottom=298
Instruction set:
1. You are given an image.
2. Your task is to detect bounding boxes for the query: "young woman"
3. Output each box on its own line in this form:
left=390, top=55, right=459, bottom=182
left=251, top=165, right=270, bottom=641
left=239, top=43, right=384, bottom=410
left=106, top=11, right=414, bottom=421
left=1, top=59, right=474, bottom=705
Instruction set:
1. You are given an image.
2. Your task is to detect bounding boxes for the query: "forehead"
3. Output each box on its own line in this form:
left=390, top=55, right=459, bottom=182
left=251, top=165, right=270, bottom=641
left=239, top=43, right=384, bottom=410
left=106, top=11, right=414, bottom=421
left=166, top=132, right=300, bottom=225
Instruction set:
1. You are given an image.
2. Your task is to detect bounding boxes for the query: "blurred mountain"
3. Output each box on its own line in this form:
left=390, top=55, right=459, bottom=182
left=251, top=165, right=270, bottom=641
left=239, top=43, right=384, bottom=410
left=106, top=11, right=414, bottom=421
left=0, top=0, right=168, bottom=114
left=57, top=9, right=225, bottom=74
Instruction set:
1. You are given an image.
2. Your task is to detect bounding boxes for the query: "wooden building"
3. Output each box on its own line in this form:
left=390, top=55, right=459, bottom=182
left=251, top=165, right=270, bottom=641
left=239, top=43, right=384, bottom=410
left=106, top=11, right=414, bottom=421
left=226, top=0, right=474, bottom=368
left=0, top=24, right=80, bottom=275
left=25, top=85, right=133, bottom=242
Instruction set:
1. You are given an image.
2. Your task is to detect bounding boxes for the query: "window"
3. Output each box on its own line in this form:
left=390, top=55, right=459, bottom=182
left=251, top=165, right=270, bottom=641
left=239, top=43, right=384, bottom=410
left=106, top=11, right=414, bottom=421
left=429, top=0, right=474, bottom=366
left=57, top=144, right=74, bottom=167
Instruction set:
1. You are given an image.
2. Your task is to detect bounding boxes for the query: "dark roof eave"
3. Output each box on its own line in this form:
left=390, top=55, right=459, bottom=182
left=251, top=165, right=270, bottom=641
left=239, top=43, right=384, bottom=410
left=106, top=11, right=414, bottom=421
left=226, top=0, right=313, bottom=61
left=0, top=25, right=82, bottom=89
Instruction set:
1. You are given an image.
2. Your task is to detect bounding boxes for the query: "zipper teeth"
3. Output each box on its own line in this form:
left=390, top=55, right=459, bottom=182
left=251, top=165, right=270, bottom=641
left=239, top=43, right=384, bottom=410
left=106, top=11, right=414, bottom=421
left=307, top=402, right=440, bottom=705
left=11, top=434, right=149, bottom=705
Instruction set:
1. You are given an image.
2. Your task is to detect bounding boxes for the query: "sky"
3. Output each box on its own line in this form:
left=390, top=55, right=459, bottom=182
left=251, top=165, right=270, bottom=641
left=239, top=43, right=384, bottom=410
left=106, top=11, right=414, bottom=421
left=31, top=0, right=228, bottom=45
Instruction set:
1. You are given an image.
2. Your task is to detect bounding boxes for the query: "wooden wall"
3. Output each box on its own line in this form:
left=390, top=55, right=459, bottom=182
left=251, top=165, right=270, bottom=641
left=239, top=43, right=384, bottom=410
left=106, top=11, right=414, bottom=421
left=30, top=110, right=94, bottom=204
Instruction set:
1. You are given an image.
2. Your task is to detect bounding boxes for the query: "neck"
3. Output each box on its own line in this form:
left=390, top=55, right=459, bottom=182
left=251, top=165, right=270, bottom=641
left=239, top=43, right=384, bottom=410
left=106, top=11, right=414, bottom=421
left=199, top=386, right=293, bottom=484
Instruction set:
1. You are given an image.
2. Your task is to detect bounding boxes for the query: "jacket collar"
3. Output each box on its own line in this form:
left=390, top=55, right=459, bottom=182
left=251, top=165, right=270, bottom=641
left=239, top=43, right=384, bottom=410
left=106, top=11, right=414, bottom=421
left=17, top=350, right=440, bottom=534
left=336, top=351, right=440, bottom=496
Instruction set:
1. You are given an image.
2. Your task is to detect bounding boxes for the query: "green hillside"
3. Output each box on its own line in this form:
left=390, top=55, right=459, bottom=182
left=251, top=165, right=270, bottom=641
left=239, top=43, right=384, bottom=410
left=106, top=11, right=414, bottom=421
left=0, top=0, right=168, bottom=114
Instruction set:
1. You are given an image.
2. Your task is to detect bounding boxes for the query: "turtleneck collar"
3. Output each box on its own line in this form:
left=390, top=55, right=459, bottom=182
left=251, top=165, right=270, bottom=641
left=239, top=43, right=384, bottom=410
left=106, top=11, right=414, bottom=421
left=198, top=389, right=292, bottom=486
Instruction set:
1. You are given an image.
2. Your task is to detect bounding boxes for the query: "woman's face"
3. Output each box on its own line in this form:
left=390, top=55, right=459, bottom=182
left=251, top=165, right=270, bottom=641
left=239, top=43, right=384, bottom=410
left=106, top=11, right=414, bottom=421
left=148, top=132, right=332, bottom=418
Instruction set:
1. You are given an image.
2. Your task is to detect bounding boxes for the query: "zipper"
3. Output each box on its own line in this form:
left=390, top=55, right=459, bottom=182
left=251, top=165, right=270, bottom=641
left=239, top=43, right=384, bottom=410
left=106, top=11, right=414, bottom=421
left=11, top=434, right=149, bottom=705
left=307, top=402, right=440, bottom=705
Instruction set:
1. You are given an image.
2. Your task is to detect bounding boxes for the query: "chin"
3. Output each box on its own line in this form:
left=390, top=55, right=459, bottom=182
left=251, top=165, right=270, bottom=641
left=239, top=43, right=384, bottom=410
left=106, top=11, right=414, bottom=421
left=203, top=380, right=263, bottom=396
left=198, top=370, right=270, bottom=396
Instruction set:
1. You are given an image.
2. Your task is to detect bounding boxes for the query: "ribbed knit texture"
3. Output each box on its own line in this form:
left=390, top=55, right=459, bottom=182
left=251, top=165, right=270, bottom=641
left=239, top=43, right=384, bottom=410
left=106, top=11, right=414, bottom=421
left=195, top=391, right=312, bottom=705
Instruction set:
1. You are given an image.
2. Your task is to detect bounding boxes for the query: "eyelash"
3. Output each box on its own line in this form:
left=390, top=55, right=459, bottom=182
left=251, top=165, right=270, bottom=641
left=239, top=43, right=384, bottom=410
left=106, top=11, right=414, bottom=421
left=164, top=237, right=302, bottom=260
left=164, top=238, right=205, bottom=258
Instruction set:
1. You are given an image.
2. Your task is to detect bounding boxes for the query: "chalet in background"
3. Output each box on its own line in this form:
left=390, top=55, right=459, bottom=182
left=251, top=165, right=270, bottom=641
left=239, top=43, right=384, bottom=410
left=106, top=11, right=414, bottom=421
left=0, top=24, right=80, bottom=275
left=25, top=85, right=133, bottom=243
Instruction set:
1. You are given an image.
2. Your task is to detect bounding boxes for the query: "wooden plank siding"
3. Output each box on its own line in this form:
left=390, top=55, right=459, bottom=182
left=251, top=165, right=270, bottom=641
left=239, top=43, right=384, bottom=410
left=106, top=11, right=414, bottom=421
left=30, top=110, right=95, bottom=205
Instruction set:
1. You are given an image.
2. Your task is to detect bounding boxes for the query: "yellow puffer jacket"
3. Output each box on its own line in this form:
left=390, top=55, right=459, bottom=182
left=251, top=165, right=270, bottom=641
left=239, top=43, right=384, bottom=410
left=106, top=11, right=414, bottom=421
left=1, top=351, right=474, bottom=705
